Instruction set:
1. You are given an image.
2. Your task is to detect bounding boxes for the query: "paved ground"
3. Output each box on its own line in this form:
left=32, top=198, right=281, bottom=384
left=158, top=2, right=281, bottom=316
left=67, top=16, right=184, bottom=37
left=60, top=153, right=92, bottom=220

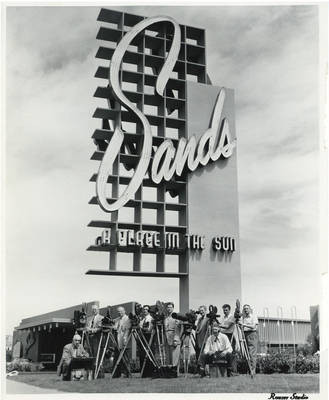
left=6, top=378, right=63, bottom=394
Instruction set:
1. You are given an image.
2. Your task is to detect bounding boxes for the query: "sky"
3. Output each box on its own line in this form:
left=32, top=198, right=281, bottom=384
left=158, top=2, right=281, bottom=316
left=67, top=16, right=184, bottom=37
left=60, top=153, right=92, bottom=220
left=4, top=5, right=323, bottom=335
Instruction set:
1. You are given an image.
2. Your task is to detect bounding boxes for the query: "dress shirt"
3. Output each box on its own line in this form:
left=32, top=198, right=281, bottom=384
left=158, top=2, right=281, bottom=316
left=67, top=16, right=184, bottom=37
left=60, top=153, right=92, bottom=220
left=204, top=333, right=232, bottom=355
left=242, top=314, right=258, bottom=331
left=139, top=314, right=153, bottom=332
left=219, top=313, right=235, bottom=334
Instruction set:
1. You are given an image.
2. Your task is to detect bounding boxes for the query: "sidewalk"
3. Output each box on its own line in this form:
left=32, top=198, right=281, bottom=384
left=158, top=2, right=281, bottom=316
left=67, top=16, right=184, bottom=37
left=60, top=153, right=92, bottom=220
left=6, top=378, right=63, bottom=394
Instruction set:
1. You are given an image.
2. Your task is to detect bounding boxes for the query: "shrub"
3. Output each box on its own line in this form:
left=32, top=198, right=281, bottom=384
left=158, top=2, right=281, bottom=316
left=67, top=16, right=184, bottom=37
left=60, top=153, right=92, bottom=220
left=256, top=352, right=294, bottom=374
left=6, top=358, right=45, bottom=373
left=254, top=351, right=320, bottom=374
left=295, top=353, right=320, bottom=374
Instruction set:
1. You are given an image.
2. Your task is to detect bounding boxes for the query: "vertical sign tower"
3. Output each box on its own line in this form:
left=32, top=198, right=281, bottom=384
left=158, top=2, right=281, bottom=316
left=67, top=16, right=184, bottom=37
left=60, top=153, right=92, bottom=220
left=86, top=8, right=241, bottom=311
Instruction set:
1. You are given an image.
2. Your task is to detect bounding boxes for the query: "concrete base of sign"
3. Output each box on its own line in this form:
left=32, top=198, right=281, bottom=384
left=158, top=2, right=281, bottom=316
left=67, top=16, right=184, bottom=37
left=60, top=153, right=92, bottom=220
left=180, top=81, right=241, bottom=312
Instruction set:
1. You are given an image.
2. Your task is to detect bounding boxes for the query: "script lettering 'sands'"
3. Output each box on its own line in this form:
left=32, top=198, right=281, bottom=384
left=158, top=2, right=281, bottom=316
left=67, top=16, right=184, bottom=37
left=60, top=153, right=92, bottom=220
left=96, top=16, right=236, bottom=213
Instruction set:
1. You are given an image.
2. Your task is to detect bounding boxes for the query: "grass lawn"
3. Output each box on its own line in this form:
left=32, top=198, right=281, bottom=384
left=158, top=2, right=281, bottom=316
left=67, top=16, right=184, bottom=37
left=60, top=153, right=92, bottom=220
left=7, top=372, right=319, bottom=393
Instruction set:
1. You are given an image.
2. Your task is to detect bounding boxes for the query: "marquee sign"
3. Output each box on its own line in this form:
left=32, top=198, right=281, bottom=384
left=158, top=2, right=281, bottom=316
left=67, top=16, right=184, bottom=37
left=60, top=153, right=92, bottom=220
left=87, top=8, right=241, bottom=311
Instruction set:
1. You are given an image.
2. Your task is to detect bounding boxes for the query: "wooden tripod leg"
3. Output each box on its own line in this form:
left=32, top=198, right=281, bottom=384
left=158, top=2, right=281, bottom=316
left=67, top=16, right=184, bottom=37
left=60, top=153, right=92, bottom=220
left=156, top=326, right=163, bottom=365
left=197, top=324, right=211, bottom=365
left=160, top=325, right=167, bottom=365
left=107, top=331, right=130, bottom=373
left=94, top=332, right=103, bottom=377
left=140, top=329, right=155, bottom=377
left=95, top=332, right=110, bottom=379
left=111, top=332, right=132, bottom=379
left=239, top=328, right=254, bottom=378
left=236, top=325, right=253, bottom=378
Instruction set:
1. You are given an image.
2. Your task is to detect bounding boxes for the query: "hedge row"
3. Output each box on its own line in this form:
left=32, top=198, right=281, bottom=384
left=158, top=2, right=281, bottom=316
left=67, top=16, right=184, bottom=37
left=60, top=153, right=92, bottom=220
left=237, top=352, right=320, bottom=374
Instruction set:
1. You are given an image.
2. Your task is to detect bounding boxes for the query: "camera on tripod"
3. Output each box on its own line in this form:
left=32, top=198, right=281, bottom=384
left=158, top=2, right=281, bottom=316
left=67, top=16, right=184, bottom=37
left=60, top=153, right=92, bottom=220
left=101, top=308, right=115, bottom=330
left=206, top=305, right=221, bottom=323
left=171, top=310, right=198, bottom=334
left=149, top=301, right=166, bottom=326
left=234, top=299, right=242, bottom=322
left=73, top=308, right=87, bottom=330
left=171, top=310, right=197, bottom=325
left=128, top=303, right=143, bottom=329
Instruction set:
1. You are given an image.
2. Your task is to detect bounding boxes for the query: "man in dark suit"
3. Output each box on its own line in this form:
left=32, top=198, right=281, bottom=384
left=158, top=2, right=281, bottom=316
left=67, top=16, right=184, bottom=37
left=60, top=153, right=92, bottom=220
left=195, top=305, right=209, bottom=371
left=57, top=334, right=89, bottom=380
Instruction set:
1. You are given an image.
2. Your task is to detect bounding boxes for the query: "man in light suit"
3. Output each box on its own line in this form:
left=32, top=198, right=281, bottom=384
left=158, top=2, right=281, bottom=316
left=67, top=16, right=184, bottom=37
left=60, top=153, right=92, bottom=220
left=113, top=306, right=131, bottom=377
left=57, top=334, right=89, bottom=380
left=86, top=304, right=104, bottom=360
left=164, top=302, right=181, bottom=372
left=195, top=305, right=209, bottom=371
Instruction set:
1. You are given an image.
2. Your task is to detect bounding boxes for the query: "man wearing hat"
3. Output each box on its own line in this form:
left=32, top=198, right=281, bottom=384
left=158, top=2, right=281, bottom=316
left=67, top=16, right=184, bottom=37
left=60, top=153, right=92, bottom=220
left=57, top=334, right=89, bottom=381
left=199, top=323, right=234, bottom=377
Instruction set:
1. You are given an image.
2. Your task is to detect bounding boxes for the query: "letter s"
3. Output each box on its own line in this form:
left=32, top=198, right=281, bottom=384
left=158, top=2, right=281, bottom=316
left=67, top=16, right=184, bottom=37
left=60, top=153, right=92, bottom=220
left=96, top=16, right=181, bottom=212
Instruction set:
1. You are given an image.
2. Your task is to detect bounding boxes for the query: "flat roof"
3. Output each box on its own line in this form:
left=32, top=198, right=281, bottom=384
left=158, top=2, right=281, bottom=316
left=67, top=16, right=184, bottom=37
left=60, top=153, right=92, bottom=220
left=15, top=317, right=72, bottom=330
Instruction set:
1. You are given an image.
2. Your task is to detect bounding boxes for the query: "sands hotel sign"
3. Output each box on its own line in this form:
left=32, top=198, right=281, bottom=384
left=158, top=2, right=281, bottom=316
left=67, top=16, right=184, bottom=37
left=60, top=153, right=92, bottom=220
left=87, top=9, right=241, bottom=310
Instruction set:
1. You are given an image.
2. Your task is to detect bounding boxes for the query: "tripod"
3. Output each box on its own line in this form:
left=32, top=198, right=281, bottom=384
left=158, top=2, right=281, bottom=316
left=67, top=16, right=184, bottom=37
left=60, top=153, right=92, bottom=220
left=196, top=319, right=216, bottom=367
left=94, top=327, right=129, bottom=379
left=231, top=323, right=254, bottom=378
left=180, top=324, right=196, bottom=377
left=78, top=328, right=93, bottom=357
left=111, top=325, right=160, bottom=379
left=140, top=321, right=173, bottom=378
left=154, top=322, right=167, bottom=366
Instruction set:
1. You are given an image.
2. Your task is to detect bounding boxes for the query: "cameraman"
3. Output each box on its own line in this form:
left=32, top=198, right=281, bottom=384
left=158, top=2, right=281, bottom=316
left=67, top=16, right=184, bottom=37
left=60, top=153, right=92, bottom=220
left=57, top=334, right=89, bottom=381
left=195, top=305, right=209, bottom=371
left=199, top=324, right=234, bottom=377
left=113, top=306, right=131, bottom=378
left=139, top=305, right=154, bottom=377
left=164, top=302, right=181, bottom=372
left=219, top=304, right=237, bottom=373
left=86, top=305, right=104, bottom=357
left=239, top=304, right=258, bottom=375
left=219, top=304, right=235, bottom=342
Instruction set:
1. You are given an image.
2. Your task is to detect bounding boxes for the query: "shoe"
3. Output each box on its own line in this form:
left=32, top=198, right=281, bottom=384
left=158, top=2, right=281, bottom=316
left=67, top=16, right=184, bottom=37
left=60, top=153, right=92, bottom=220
left=199, top=368, right=206, bottom=378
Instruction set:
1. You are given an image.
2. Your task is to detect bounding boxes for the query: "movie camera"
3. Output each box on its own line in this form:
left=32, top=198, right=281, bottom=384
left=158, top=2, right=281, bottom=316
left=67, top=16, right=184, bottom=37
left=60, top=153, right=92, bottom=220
left=172, top=310, right=198, bottom=335
left=128, top=303, right=143, bottom=328
left=206, top=305, right=221, bottom=324
left=234, top=299, right=242, bottom=322
left=73, top=308, right=87, bottom=330
left=171, top=310, right=197, bottom=325
left=101, top=308, right=116, bottom=329
left=149, top=301, right=166, bottom=326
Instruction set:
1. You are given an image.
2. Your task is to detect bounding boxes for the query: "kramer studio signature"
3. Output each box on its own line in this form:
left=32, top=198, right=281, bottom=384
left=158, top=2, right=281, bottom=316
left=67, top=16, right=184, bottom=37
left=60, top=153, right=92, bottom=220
left=268, top=394, right=309, bottom=400
left=96, top=16, right=236, bottom=213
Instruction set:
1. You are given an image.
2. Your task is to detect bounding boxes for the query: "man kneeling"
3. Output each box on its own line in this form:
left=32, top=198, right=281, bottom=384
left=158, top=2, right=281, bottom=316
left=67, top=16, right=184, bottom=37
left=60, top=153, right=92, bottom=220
left=57, top=334, right=89, bottom=381
left=199, top=324, right=234, bottom=377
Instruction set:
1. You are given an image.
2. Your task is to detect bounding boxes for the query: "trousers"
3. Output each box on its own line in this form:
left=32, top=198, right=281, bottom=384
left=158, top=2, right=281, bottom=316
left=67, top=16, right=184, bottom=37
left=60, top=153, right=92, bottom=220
left=167, top=344, right=180, bottom=367
left=244, top=330, right=258, bottom=371
left=61, top=360, right=72, bottom=381
left=200, top=351, right=234, bottom=372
